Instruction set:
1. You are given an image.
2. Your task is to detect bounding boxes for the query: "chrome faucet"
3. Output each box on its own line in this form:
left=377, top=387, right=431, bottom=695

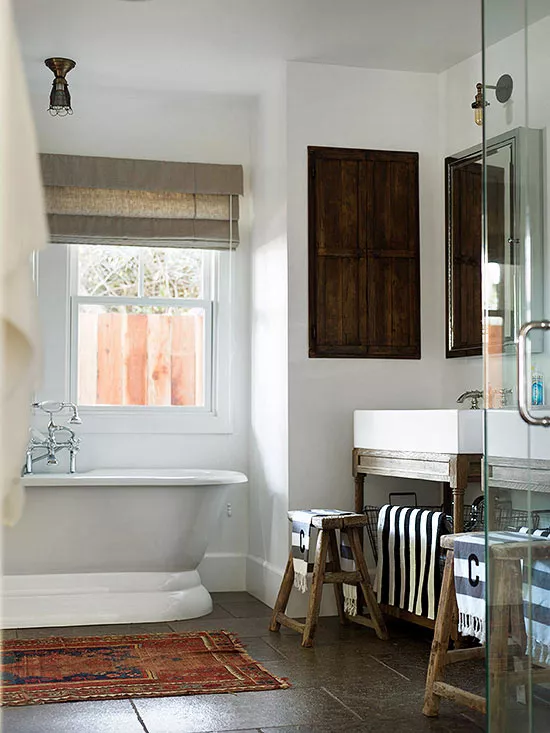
left=23, top=401, right=82, bottom=475
left=456, top=390, right=484, bottom=410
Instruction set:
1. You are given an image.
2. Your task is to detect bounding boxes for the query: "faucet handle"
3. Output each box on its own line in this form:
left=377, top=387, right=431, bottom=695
left=496, top=387, right=513, bottom=407
left=456, top=390, right=484, bottom=410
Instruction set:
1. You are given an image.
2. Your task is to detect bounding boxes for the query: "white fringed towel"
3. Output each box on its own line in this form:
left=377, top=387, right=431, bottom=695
left=454, top=530, right=550, bottom=664
left=288, top=510, right=357, bottom=613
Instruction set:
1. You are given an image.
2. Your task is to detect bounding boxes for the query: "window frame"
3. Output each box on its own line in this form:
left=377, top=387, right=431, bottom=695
left=37, top=243, right=234, bottom=435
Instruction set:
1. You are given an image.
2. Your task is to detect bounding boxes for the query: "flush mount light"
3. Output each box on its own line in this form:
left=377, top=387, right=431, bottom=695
left=45, top=57, right=76, bottom=116
left=471, top=74, right=513, bottom=126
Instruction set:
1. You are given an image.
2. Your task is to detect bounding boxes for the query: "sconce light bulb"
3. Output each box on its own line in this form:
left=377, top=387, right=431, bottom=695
left=474, top=106, right=484, bottom=126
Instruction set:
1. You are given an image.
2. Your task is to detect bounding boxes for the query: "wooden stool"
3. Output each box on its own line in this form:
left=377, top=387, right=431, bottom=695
left=268, top=513, right=388, bottom=647
left=423, top=533, right=550, bottom=730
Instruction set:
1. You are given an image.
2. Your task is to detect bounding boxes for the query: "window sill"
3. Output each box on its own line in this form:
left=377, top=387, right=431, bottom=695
left=75, top=407, right=233, bottom=435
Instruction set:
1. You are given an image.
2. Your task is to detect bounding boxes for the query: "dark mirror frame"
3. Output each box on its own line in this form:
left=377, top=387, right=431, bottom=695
left=445, top=127, right=543, bottom=359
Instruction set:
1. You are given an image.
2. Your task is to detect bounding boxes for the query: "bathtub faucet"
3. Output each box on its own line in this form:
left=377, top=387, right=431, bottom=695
left=23, top=401, right=82, bottom=475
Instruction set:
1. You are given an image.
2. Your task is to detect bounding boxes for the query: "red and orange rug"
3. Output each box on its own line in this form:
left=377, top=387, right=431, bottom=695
left=1, top=631, right=289, bottom=706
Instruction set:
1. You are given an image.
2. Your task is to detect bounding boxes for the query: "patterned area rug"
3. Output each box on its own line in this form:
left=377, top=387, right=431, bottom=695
left=1, top=631, right=289, bottom=706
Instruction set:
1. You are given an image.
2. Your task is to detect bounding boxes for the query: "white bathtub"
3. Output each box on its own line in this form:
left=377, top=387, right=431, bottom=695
left=3, top=469, right=247, bottom=629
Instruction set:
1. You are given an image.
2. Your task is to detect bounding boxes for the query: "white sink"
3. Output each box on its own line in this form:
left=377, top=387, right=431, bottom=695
left=353, top=409, right=483, bottom=454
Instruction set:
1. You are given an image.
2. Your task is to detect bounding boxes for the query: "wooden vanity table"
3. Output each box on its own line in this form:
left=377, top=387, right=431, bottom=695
left=353, top=448, right=482, bottom=532
left=352, top=447, right=482, bottom=628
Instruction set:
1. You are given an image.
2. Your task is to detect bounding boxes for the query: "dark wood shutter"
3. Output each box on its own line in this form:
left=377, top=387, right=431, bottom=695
left=308, top=146, right=420, bottom=359
left=449, top=163, right=482, bottom=357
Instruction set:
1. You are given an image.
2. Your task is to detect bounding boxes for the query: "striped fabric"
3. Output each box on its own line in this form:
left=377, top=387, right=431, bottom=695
left=454, top=530, right=550, bottom=664
left=375, top=505, right=447, bottom=620
left=339, top=531, right=357, bottom=615
left=288, top=510, right=356, bottom=606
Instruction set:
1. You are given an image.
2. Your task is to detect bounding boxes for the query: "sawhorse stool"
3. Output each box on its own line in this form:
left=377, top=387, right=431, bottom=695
left=269, top=512, right=388, bottom=647
left=423, top=533, right=550, bottom=730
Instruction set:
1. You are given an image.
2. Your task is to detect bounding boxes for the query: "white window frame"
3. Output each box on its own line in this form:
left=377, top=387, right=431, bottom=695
left=45, top=243, right=233, bottom=435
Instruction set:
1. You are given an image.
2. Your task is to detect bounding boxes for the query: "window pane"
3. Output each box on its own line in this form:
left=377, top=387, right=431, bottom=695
left=142, top=248, right=204, bottom=298
left=78, top=245, right=139, bottom=297
left=77, top=304, right=205, bottom=407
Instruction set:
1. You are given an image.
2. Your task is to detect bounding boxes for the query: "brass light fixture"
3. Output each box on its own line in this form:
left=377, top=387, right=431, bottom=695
left=471, top=74, right=513, bottom=126
left=45, top=57, right=76, bottom=116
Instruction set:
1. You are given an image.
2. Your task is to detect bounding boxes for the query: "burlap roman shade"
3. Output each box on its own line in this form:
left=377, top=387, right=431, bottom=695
left=40, top=154, right=243, bottom=249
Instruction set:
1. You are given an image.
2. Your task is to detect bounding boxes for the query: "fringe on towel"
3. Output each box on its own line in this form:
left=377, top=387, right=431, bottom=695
left=458, top=611, right=485, bottom=642
left=340, top=529, right=357, bottom=616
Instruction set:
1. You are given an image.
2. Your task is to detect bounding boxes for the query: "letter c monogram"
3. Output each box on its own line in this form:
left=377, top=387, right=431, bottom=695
left=299, top=530, right=306, bottom=554
left=468, top=553, right=480, bottom=587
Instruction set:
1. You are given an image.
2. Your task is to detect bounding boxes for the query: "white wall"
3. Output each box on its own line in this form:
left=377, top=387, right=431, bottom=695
left=5, top=84, right=256, bottom=591
left=246, top=70, right=291, bottom=606
left=287, top=62, right=456, bottom=520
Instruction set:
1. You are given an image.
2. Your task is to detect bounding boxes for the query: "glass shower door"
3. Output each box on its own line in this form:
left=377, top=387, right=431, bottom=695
left=484, top=1, right=550, bottom=730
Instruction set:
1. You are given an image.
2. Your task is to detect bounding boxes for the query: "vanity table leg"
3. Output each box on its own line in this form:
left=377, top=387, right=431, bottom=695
left=450, top=456, right=468, bottom=533
left=354, top=472, right=366, bottom=612
left=354, top=473, right=365, bottom=513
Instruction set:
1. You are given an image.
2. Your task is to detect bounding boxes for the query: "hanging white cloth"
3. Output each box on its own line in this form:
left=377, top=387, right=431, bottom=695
left=1, top=0, right=48, bottom=525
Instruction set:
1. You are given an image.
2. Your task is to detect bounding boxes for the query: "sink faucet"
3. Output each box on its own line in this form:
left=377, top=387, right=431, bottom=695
left=23, top=401, right=82, bottom=475
left=456, top=390, right=483, bottom=410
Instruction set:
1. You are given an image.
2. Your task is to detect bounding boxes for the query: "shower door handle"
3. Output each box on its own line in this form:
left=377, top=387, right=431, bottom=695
left=517, top=320, right=550, bottom=426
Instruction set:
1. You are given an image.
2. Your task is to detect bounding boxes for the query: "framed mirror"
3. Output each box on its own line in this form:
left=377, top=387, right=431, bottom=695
left=445, top=127, right=543, bottom=358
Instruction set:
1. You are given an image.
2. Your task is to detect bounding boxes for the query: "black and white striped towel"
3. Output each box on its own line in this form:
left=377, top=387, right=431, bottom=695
left=455, top=530, right=550, bottom=663
left=375, top=505, right=447, bottom=620
left=288, top=510, right=358, bottom=613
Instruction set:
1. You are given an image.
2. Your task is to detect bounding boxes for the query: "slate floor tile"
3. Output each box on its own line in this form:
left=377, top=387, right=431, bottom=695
left=217, top=600, right=273, bottom=618
left=15, top=622, right=174, bottom=639
left=134, top=687, right=361, bottom=733
left=2, top=700, right=144, bottom=733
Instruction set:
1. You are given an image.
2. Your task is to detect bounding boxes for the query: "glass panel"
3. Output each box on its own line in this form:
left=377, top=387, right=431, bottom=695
left=76, top=303, right=205, bottom=407
left=142, top=248, right=204, bottom=299
left=77, top=245, right=139, bottom=297
left=484, top=1, right=550, bottom=730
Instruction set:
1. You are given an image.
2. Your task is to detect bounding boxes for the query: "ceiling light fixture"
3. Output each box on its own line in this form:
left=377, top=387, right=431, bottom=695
left=471, top=74, right=513, bottom=127
left=45, top=57, right=76, bottom=116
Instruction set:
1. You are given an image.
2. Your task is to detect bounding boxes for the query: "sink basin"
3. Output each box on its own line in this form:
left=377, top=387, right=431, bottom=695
left=353, top=409, right=483, bottom=454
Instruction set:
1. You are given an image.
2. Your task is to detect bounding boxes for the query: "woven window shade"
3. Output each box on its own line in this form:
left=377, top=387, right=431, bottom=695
left=40, top=154, right=243, bottom=249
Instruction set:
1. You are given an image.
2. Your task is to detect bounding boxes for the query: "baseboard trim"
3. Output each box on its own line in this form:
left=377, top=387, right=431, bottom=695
left=198, top=552, right=246, bottom=592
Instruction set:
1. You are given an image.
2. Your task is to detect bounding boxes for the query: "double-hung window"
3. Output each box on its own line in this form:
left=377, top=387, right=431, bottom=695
left=70, top=244, right=218, bottom=411
left=38, top=153, right=242, bottom=433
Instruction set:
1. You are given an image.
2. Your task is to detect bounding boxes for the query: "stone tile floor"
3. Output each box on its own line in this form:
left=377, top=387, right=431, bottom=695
left=2, top=592, right=490, bottom=732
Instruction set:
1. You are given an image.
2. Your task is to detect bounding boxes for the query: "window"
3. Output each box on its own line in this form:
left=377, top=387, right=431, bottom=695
left=69, top=244, right=218, bottom=411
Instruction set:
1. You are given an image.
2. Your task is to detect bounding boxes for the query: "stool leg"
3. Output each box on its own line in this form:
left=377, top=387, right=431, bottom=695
left=348, top=527, right=388, bottom=641
left=423, top=549, right=455, bottom=717
left=302, top=529, right=329, bottom=647
left=509, top=559, right=527, bottom=705
left=488, top=558, right=511, bottom=733
left=269, top=551, right=295, bottom=633
left=327, top=529, right=347, bottom=626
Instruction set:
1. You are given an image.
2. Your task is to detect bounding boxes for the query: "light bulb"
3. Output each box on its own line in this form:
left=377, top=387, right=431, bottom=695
left=474, top=106, right=483, bottom=126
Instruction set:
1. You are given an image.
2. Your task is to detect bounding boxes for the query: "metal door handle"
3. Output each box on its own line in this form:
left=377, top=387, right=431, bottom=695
left=518, top=320, right=550, bottom=426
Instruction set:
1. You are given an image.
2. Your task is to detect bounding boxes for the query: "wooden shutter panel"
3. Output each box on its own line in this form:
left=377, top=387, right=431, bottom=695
left=308, top=148, right=367, bottom=356
left=447, top=162, right=483, bottom=357
left=309, top=147, right=420, bottom=359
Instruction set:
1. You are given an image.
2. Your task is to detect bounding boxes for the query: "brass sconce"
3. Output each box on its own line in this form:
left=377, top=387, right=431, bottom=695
left=45, top=57, right=76, bottom=116
left=471, top=74, right=513, bottom=126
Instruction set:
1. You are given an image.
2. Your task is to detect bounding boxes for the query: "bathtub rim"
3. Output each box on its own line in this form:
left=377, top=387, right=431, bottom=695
left=21, top=469, right=248, bottom=488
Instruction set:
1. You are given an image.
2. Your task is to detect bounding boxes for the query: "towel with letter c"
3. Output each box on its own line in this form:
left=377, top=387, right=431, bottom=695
left=454, top=530, right=550, bottom=664
left=288, top=509, right=359, bottom=615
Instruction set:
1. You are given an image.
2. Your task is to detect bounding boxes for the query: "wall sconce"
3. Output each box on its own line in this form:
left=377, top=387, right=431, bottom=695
left=471, top=74, right=513, bottom=126
left=45, top=57, right=76, bottom=116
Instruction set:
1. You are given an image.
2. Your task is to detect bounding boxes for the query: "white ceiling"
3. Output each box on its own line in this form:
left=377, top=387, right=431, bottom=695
left=15, top=0, right=484, bottom=96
